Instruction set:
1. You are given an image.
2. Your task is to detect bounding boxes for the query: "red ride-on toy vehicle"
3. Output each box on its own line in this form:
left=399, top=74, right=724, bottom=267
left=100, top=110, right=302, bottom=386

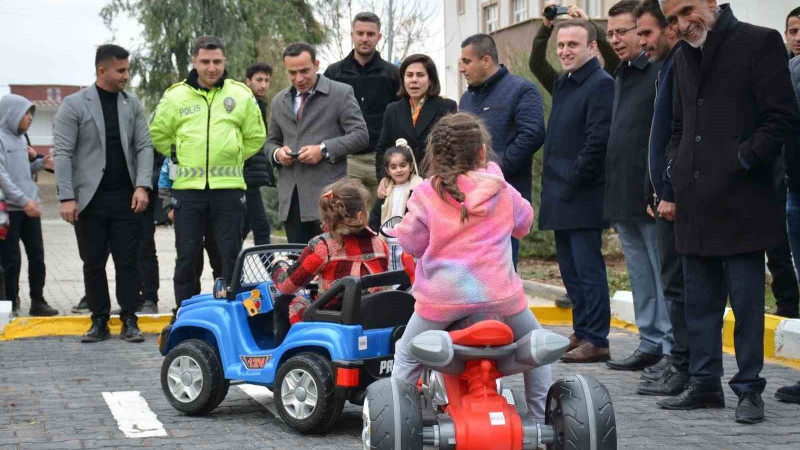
left=361, top=314, right=617, bottom=450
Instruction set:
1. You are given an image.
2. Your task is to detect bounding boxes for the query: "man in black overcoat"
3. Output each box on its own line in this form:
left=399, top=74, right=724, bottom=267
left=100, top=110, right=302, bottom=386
left=657, top=0, right=800, bottom=424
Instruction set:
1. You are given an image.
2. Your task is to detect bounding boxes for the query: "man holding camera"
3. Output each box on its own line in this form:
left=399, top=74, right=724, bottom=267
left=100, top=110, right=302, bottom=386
left=529, top=3, right=620, bottom=95
left=267, top=42, right=368, bottom=244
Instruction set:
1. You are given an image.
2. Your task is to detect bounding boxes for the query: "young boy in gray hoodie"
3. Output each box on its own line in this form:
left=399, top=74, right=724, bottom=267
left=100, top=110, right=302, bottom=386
left=0, top=94, right=58, bottom=317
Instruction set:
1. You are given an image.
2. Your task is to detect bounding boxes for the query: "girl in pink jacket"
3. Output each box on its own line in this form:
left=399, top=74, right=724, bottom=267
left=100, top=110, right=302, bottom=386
left=392, top=112, right=552, bottom=419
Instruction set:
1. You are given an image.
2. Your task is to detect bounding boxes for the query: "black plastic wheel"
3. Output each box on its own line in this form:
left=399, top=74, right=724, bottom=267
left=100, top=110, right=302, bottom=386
left=362, top=378, right=423, bottom=450
left=161, top=339, right=230, bottom=415
left=546, top=374, right=616, bottom=450
left=274, top=352, right=344, bottom=433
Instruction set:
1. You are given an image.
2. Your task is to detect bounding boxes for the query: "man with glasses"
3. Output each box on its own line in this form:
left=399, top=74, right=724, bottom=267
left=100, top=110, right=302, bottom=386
left=601, top=1, right=673, bottom=374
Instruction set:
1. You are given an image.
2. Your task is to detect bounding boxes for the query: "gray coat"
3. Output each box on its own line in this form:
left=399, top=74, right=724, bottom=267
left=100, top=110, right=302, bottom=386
left=52, top=84, right=153, bottom=213
left=266, top=75, right=368, bottom=222
left=0, top=94, right=45, bottom=210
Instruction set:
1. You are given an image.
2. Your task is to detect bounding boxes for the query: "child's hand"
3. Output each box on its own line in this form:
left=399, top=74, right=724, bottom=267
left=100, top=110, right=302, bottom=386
left=377, top=177, right=390, bottom=199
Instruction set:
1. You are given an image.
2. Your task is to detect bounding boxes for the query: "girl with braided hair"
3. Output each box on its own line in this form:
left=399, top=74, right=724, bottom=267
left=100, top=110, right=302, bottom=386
left=270, top=178, right=389, bottom=345
left=392, top=112, right=552, bottom=419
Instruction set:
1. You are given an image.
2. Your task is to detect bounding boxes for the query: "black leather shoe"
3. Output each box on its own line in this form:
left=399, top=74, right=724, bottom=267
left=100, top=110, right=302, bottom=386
left=606, top=349, right=663, bottom=371
left=642, top=357, right=669, bottom=376
left=120, top=316, right=145, bottom=343
left=71, top=297, right=89, bottom=314
left=657, top=381, right=725, bottom=410
left=81, top=317, right=111, bottom=343
left=554, top=293, right=573, bottom=308
left=735, top=392, right=764, bottom=424
left=29, top=297, right=58, bottom=316
left=637, top=365, right=690, bottom=396
left=775, top=381, right=800, bottom=403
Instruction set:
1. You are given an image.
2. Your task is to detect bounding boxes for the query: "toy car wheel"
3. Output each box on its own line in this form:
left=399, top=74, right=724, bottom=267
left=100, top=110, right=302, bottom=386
left=274, top=352, right=344, bottom=433
left=546, top=374, right=616, bottom=450
left=362, top=378, right=423, bottom=450
left=161, top=339, right=230, bottom=415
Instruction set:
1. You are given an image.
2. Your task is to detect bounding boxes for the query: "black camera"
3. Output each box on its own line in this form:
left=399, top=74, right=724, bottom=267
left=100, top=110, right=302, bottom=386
left=543, top=5, right=570, bottom=20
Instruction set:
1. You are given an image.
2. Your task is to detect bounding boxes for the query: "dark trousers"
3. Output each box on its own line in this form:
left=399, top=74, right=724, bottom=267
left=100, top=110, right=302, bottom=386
left=284, top=188, right=321, bottom=244
left=173, top=189, right=245, bottom=307
left=554, top=228, right=610, bottom=348
left=76, top=190, right=142, bottom=321
left=656, top=215, right=689, bottom=373
left=766, top=242, right=799, bottom=317
left=191, top=219, right=223, bottom=296
left=138, top=188, right=159, bottom=303
left=511, top=237, right=519, bottom=271
left=682, top=251, right=767, bottom=394
left=1, top=212, right=45, bottom=301
left=244, top=186, right=271, bottom=245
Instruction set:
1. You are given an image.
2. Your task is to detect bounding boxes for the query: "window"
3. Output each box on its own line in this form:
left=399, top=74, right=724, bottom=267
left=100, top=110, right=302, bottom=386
left=587, top=0, right=603, bottom=19
left=484, top=4, right=498, bottom=33
left=513, top=0, right=527, bottom=23
left=457, top=0, right=466, bottom=15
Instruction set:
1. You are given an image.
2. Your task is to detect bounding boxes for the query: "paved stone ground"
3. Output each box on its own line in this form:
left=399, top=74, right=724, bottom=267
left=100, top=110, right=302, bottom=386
left=1, top=327, right=799, bottom=449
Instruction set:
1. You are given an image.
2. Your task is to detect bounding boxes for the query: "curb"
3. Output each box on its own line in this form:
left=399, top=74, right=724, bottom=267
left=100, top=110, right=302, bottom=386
left=0, top=314, right=172, bottom=341
left=2, top=289, right=800, bottom=369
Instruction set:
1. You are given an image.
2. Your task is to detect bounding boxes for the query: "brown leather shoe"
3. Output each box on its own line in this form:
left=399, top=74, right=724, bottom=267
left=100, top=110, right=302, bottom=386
left=567, top=334, right=584, bottom=352
left=560, top=341, right=610, bottom=363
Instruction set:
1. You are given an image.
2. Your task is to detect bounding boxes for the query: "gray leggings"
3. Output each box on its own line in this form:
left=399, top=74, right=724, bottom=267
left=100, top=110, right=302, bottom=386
left=392, top=308, right=552, bottom=420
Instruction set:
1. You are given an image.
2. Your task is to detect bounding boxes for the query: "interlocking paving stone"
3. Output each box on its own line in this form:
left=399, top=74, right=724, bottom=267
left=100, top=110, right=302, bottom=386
left=1, top=326, right=798, bottom=449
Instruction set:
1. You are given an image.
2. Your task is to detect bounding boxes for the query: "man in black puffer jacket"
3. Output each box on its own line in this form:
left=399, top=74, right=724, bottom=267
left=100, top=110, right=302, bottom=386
left=243, top=62, right=275, bottom=245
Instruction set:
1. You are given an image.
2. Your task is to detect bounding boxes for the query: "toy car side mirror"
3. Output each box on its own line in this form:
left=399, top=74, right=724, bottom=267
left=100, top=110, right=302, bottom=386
left=213, top=277, right=228, bottom=299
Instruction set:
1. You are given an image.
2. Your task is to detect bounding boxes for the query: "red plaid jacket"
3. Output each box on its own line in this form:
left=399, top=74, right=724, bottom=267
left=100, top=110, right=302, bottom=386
left=272, top=229, right=389, bottom=322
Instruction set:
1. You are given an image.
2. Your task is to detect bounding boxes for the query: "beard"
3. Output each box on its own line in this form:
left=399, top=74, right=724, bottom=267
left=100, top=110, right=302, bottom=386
left=684, top=23, right=709, bottom=48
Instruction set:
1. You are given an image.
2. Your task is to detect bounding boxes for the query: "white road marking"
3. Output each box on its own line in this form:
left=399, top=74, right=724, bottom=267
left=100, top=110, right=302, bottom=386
left=238, top=384, right=280, bottom=418
left=101, top=391, right=168, bottom=438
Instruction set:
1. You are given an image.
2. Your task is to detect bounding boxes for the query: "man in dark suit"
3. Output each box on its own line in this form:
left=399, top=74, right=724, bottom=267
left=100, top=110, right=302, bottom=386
left=537, top=20, right=615, bottom=363
left=267, top=43, right=368, bottom=244
left=458, top=33, right=546, bottom=268
left=324, top=12, right=399, bottom=207
left=657, top=0, right=800, bottom=423
left=53, top=44, right=154, bottom=343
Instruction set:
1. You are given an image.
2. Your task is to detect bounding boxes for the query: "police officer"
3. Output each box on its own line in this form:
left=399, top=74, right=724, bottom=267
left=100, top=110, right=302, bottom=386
left=150, top=35, right=266, bottom=308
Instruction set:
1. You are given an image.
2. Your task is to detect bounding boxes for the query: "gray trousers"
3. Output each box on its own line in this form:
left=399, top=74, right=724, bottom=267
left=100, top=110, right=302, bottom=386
left=615, top=221, right=674, bottom=355
left=392, top=308, right=552, bottom=420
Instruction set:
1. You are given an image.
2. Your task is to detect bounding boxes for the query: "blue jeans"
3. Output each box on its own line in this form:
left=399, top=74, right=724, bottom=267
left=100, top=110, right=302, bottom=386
left=788, top=186, right=800, bottom=278
left=554, top=229, right=610, bottom=348
left=615, top=221, right=673, bottom=355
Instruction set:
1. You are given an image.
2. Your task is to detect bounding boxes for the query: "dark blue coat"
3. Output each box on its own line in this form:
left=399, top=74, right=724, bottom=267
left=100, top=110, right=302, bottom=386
left=459, top=66, right=545, bottom=202
left=538, top=58, right=614, bottom=231
left=647, top=43, right=682, bottom=204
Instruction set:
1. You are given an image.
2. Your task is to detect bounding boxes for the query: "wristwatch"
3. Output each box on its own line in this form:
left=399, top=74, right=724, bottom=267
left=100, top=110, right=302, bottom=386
left=320, top=142, right=329, bottom=160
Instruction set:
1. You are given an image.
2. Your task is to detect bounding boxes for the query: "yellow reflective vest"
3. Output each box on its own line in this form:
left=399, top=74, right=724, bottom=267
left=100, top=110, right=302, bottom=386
left=150, top=74, right=266, bottom=190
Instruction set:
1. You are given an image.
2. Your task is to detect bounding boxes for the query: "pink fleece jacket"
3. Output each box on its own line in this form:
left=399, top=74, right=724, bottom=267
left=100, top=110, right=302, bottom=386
left=396, top=162, right=534, bottom=322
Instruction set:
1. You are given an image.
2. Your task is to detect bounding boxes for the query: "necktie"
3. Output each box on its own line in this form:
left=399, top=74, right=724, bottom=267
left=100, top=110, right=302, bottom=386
left=296, top=92, right=310, bottom=122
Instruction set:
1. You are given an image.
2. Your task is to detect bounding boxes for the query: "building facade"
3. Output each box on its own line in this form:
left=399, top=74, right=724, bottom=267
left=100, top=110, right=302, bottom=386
left=9, top=84, right=83, bottom=155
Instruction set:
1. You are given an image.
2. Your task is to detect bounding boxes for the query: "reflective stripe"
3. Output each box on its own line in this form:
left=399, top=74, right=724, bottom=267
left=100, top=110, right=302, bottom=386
left=175, top=165, right=242, bottom=178
left=174, top=166, right=206, bottom=178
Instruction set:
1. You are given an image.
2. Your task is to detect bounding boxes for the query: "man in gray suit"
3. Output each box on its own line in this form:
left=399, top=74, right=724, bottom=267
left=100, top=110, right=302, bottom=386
left=267, top=42, right=369, bottom=243
left=53, top=44, right=153, bottom=343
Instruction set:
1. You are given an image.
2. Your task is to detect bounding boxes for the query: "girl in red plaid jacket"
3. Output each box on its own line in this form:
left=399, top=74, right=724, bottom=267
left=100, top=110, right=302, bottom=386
left=271, top=178, right=389, bottom=344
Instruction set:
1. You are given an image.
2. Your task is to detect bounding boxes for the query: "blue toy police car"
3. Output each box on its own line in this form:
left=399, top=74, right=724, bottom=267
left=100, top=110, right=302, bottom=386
left=157, top=244, right=414, bottom=433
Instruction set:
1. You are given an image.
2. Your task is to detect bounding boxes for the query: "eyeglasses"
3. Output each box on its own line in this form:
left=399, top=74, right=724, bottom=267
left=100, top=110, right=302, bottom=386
left=606, top=26, right=637, bottom=39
